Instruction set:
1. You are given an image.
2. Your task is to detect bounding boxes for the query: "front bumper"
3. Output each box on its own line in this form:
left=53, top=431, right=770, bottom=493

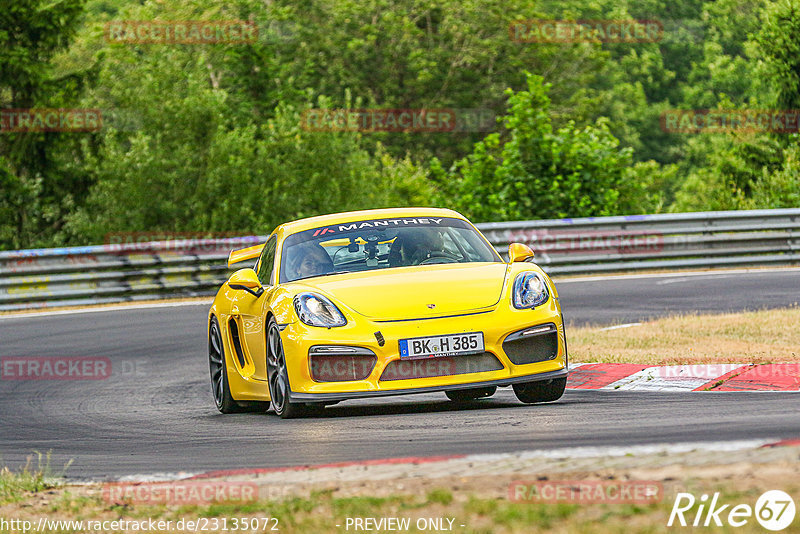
left=290, top=368, right=568, bottom=402
left=282, top=299, right=568, bottom=401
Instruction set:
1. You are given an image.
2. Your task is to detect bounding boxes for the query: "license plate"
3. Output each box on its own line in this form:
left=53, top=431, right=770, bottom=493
left=398, top=332, right=484, bottom=359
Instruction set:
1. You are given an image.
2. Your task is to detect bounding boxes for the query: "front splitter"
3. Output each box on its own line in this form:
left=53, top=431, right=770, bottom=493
left=289, top=368, right=568, bottom=402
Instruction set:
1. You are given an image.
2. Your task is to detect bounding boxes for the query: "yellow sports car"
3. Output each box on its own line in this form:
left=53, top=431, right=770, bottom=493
left=208, top=208, right=568, bottom=418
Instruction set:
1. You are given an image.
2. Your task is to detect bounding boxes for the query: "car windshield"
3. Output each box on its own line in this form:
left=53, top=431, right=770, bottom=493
left=280, top=216, right=501, bottom=283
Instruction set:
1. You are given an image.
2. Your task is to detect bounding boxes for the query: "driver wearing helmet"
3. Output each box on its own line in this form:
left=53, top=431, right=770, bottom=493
left=389, top=228, right=446, bottom=267
left=287, top=242, right=334, bottom=280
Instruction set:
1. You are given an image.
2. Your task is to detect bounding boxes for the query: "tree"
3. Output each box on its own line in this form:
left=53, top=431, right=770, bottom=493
left=0, top=0, right=88, bottom=249
left=432, top=74, right=661, bottom=222
left=755, top=0, right=800, bottom=111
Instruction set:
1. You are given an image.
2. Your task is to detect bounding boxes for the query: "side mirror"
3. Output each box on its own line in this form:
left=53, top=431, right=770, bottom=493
left=228, top=268, right=264, bottom=297
left=508, top=243, right=535, bottom=263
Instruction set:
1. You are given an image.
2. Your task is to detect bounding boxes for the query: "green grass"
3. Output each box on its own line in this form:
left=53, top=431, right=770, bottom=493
left=427, top=488, right=454, bottom=505
left=569, top=307, right=800, bottom=364
left=0, top=452, right=70, bottom=505
left=4, top=479, right=797, bottom=533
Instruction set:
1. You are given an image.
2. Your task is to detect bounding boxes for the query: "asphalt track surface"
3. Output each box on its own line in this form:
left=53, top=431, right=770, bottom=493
left=1, top=268, right=799, bottom=479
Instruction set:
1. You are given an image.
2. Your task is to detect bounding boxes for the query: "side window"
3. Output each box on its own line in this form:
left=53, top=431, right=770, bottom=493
left=256, top=237, right=277, bottom=286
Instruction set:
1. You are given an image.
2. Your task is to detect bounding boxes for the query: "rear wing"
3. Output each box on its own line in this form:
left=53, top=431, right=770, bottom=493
left=227, top=243, right=264, bottom=269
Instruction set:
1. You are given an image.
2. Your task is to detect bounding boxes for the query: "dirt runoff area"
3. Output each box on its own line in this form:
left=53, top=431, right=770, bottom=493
left=3, top=441, right=800, bottom=533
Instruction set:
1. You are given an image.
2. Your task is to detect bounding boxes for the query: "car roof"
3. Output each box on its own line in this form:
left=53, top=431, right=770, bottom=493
left=275, top=207, right=468, bottom=236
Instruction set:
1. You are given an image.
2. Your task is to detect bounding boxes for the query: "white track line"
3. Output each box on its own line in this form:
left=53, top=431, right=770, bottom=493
left=554, top=266, right=800, bottom=283
left=117, top=472, right=202, bottom=482
left=598, top=322, right=642, bottom=331
left=493, top=439, right=776, bottom=460
left=0, top=300, right=212, bottom=320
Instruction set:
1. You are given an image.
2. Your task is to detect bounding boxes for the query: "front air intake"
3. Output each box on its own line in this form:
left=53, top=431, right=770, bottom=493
left=309, top=346, right=377, bottom=382
left=502, top=323, right=559, bottom=365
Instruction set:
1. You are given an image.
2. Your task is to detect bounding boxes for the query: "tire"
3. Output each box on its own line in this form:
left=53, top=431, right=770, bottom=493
left=267, top=318, right=310, bottom=419
left=209, top=316, right=248, bottom=413
left=513, top=377, right=566, bottom=404
left=445, top=386, right=496, bottom=402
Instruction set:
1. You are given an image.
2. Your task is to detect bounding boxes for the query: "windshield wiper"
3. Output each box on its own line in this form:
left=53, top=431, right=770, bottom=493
left=291, top=270, right=353, bottom=282
left=314, top=270, right=353, bottom=278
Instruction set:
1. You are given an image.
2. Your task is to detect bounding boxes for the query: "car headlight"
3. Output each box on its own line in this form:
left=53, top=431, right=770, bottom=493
left=512, top=272, right=550, bottom=309
left=294, top=293, right=347, bottom=327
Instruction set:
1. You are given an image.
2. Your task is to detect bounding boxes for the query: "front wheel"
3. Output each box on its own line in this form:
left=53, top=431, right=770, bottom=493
left=209, top=316, right=247, bottom=413
left=267, top=319, right=310, bottom=419
left=513, top=377, right=566, bottom=404
left=445, top=386, right=496, bottom=402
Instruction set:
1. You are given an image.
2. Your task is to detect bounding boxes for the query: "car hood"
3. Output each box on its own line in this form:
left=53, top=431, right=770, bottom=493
left=301, top=262, right=509, bottom=320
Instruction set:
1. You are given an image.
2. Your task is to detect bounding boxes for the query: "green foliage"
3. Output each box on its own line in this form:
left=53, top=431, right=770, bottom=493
left=672, top=133, right=786, bottom=211
left=67, top=97, right=434, bottom=240
left=0, top=0, right=90, bottom=249
left=0, top=452, right=68, bottom=505
left=426, top=489, right=453, bottom=505
left=0, top=0, right=86, bottom=105
left=666, top=0, right=800, bottom=213
left=755, top=0, right=800, bottom=111
left=1, top=0, right=799, bottom=250
left=436, top=75, right=659, bottom=221
left=751, top=140, right=800, bottom=208
left=62, top=0, right=435, bottom=241
left=275, top=0, right=630, bottom=166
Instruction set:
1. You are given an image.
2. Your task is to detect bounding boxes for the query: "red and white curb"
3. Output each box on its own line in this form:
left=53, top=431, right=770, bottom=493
left=567, top=363, right=800, bottom=391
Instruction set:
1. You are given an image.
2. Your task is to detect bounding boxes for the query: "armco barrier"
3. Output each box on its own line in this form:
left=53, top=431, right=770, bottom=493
left=1, top=209, right=799, bottom=311
left=0, top=237, right=267, bottom=311
left=478, top=208, right=800, bottom=274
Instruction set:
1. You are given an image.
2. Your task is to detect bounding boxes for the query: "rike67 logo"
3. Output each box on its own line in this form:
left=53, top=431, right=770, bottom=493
left=668, top=490, right=796, bottom=531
